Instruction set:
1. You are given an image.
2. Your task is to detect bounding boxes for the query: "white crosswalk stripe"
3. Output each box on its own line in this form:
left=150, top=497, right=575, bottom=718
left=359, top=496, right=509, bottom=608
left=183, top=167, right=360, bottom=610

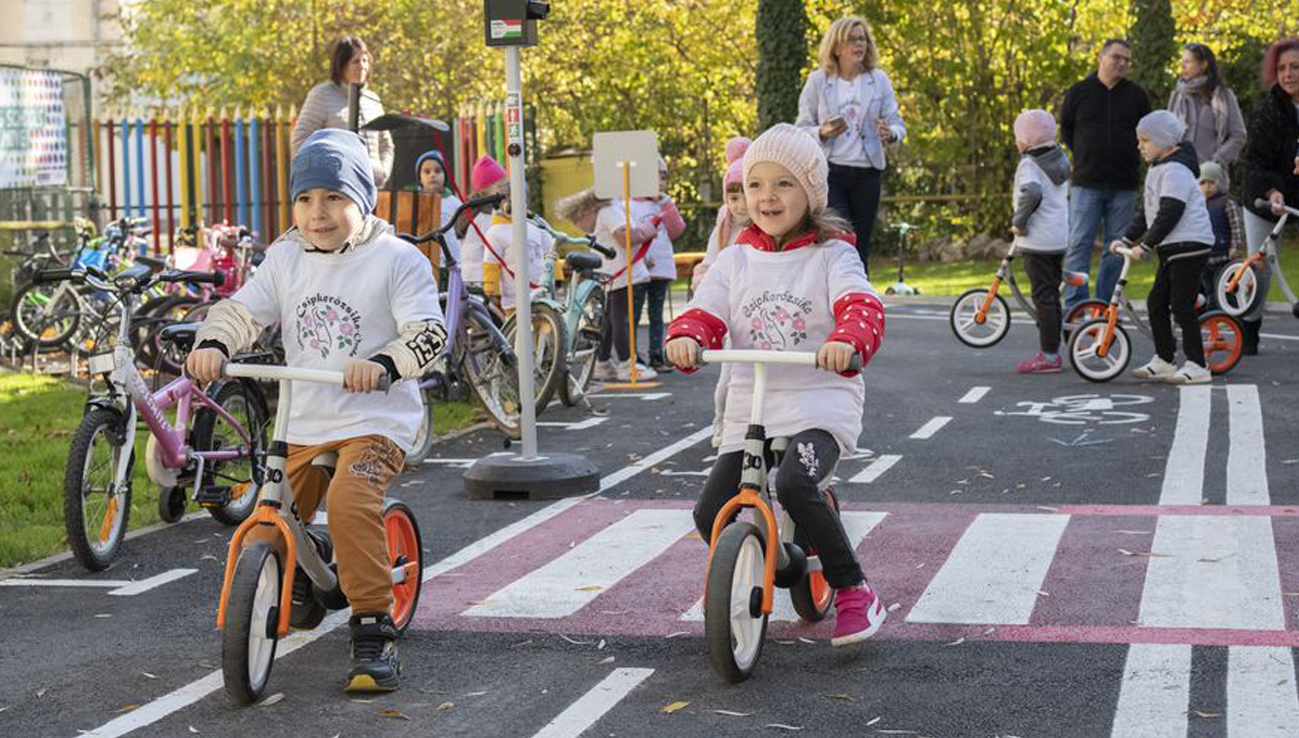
left=462, top=509, right=696, bottom=619
left=1228, top=647, right=1299, bottom=738
left=1137, top=515, right=1285, bottom=630
left=1226, top=384, right=1269, bottom=505
left=1160, top=386, right=1211, bottom=505
left=905, top=513, right=1070, bottom=625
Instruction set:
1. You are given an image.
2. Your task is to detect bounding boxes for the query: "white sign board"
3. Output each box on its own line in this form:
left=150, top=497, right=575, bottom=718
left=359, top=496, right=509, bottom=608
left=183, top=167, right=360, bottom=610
left=0, top=68, right=67, bottom=188
left=592, top=130, right=659, bottom=199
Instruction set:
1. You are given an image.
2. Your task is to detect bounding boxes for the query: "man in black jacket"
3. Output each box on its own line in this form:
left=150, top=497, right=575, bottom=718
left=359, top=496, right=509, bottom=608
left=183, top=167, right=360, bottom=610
left=1059, top=39, right=1152, bottom=312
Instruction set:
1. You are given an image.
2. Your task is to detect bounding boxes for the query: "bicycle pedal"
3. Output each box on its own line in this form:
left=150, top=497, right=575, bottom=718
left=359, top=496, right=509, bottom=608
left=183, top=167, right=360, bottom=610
left=194, top=485, right=232, bottom=508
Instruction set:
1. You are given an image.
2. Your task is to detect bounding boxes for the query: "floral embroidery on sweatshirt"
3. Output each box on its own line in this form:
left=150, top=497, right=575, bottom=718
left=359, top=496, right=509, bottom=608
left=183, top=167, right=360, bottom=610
left=741, top=290, right=813, bottom=350
left=295, top=294, right=362, bottom=359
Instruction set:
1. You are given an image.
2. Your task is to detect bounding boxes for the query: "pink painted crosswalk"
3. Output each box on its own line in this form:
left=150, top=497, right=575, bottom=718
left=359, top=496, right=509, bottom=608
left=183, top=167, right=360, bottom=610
left=413, top=498, right=1299, bottom=647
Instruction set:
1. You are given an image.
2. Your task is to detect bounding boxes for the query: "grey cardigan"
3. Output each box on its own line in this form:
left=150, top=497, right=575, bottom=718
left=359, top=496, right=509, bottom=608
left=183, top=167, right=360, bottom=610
left=796, top=68, right=906, bottom=170
left=291, top=82, right=394, bottom=188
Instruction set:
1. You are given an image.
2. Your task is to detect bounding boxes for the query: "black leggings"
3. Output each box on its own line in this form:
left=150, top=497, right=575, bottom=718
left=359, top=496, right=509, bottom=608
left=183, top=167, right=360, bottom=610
left=598, top=283, right=647, bottom=362
left=1149, top=244, right=1209, bottom=366
left=693, top=429, right=865, bottom=589
left=1022, top=252, right=1063, bottom=354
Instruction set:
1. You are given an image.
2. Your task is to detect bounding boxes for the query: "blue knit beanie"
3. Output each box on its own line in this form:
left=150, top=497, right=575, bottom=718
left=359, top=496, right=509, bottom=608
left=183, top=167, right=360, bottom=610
left=414, top=149, right=449, bottom=191
left=290, top=129, right=377, bottom=214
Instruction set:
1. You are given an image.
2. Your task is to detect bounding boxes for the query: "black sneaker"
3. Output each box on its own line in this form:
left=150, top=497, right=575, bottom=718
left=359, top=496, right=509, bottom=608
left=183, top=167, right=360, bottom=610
left=346, top=613, right=401, bottom=692
left=650, top=356, right=674, bottom=374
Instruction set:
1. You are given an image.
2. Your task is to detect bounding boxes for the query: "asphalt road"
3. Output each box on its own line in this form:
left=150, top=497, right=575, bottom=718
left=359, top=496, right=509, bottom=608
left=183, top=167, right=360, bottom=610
left=3, top=299, right=1299, bottom=738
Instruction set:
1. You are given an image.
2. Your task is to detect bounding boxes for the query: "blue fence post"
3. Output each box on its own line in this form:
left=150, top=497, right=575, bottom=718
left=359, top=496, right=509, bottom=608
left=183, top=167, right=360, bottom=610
left=120, top=117, right=131, bottom=218
left=235, top=113, right=248, bottom=228
left=249, top=115, right=262, bottom=238
left=134, top=118, right=146, bottom=223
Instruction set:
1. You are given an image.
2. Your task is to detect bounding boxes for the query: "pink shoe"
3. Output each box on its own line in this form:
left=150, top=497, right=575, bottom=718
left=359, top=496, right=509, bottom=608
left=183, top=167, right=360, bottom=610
left=831, top=583, right=887, bottom=647
left=1016, top=351, right=1062, bottom=374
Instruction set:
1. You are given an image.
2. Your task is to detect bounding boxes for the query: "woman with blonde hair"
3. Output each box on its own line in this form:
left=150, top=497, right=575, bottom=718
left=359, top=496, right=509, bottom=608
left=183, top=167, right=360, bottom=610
left=796, top=16, right=906, bottom=276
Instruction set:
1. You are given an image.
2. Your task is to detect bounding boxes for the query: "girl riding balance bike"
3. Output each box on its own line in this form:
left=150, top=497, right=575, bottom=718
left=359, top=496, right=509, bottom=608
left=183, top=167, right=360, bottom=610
left=668, top=125, right=887, bottom=680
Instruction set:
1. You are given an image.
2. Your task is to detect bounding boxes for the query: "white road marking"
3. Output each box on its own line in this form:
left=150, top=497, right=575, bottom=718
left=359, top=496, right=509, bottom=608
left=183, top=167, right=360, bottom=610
left=906, top=513, right=1070, bottom=625
left=680, top=511, right=888, bottom=622
left=1138, top=515, right=1284, bottom=630
left=958, top=386, right=991, bottom=404
left=587, top=392, right=672, bottom=401
left=1228, top=647, right=1299, bottom=738
left=1158, top=386, right=1211, bottom=505
left=1108, top=643, right=1191, bottom=738
left=529, top=668, right=655, bottom=738
left=463, top=509, right=696, bottom=618
left=421, top=457, right=480, bottom=468
left=848, top=454, right=902, bottom=484
left=1226, top=384, right=1269, bottom=505
left=75, top=428, right=713, bottom=738
left=537, top=417, right=609, bottom=431
left=910, top=416, right=952, bottom=440
left=0, top=568, right=197, bottom=596
left=108, top=568, right=198, bottom=596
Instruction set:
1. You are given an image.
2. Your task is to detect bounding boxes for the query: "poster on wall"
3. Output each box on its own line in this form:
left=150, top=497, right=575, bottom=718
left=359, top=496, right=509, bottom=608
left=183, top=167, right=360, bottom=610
left=0, top=68, right=68, bottom=189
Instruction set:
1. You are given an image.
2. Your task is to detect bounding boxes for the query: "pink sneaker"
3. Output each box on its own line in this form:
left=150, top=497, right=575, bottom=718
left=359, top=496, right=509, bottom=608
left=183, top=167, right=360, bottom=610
left=1016, top=351, right=1062, bottom=374
left=831, top=583, right=887, bottom=647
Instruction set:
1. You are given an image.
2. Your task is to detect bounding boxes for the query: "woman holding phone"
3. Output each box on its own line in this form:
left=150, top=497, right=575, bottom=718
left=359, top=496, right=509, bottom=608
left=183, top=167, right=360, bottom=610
left=797, top=16, right=906, bottom=275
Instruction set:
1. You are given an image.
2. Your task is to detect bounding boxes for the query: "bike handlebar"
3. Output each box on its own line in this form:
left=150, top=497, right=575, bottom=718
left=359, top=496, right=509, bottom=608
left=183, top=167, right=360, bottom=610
left=221, top=361, right=392, bottom=391
left=700, top=349, right=862, bottom=373
left=30, top=265, right=224, bottom=290
left=1255, top=198, right=1299, bottom=218
left=398, top=194, right=507, bottom=245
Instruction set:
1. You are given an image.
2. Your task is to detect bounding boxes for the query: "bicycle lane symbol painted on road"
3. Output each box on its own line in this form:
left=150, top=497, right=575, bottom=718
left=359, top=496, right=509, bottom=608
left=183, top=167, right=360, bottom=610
left=993, top=394, right=1154, bottom=426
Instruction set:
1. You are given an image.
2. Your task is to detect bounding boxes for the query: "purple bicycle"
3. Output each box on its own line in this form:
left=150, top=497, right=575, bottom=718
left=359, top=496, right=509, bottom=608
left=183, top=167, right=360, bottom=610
left=34, top=263, right=270, bottom=571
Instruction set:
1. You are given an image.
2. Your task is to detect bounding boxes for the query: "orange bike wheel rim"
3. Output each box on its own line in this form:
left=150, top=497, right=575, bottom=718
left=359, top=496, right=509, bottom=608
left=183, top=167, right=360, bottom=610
left=1202, top=315, right=1242, bottom=374
left=385, top=511, right=421, bottom=627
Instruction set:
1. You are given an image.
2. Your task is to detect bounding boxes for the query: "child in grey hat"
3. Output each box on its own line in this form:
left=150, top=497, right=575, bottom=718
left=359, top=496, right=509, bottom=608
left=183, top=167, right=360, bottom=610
left=1196, top=160, right=1245, bottom=309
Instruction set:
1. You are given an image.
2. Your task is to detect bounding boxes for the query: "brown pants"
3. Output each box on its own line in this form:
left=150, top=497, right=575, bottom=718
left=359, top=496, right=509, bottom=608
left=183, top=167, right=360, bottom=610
left=247, top=434, right=405, bottom=615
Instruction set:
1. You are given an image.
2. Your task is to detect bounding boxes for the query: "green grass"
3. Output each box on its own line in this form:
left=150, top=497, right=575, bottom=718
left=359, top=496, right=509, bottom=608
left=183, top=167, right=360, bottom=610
left=0, top=372, right=483, bottom=569
left=870, top=240, right=1299, bottom=303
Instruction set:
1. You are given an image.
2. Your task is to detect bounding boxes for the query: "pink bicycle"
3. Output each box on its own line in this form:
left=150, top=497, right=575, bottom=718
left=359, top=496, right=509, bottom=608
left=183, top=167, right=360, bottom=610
left=34, top=263, right=270, bottom=571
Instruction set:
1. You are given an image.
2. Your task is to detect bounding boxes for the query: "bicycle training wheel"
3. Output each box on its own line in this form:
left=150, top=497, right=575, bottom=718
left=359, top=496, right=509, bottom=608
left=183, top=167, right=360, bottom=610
left=63, top=408, right=134, bottom=571
left=950, top=289, right=1011, bottom=348
left=222, top=541, right=282, bottom=705
left=789, top=489, right=839, bottom=623
left=1214, top=259, right=1263, bottom=318
left=1068, top=318, right=1130, bottom=383
left=384, top=499, right=424, bottom=633
left=705, top=522, right=769, bottom=683
left=1200, top=311, right=1243, bottom=375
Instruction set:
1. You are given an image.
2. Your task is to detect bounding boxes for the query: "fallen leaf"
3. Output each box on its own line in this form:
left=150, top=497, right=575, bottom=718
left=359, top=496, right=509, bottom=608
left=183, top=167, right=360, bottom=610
left=1190, top=709, right=1223, bottom=718
left=463, top=691, right=489, bottom=697
left=661, top=700, right=690, bottom=714
left=559, top=635, right=593, bottom=645
left=599, top=656, right=615, bottom=664
left=436, top=701, right=455, bottom=712
left=188, top=727, right=199, bottom=734
left=575, top=585, right=603, bottom=591
left=826, top=692, right=856, bottom=701
left=257, top=693, right=285, bottom=707
left=887, top=603, right=902, bottom=613
left=118, top=704, right=139, bottom=713
left=764, top=724, right=804, bottom=731
left=1116, top=530, right=1151, bottom=535
left=944, top=638, right=965, bottom=647
left=713, top=709, right=753, bottom=717
left=797, top=637, right=816, bottom=645
left=141, top=672, right=158, bottom=680
left=664, top=631, right=689, bottom=639
left=36, top=688, right=47, bottom=698
left=597, top=639, right=607, bottom=650
left=380, top=709, right=412, bottom=720
left=866, top=716, right=882, bottom=726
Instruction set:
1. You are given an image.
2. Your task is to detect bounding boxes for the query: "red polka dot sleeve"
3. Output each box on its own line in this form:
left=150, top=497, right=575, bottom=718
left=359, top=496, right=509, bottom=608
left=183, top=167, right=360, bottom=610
left=826, top=292, right=885, bottom=377
left=666, top=308, right=728, bottom=374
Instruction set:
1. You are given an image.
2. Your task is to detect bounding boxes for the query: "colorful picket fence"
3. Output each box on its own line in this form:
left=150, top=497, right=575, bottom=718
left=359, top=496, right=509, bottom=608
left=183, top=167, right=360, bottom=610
left=91, top=101, right=528, bottom=253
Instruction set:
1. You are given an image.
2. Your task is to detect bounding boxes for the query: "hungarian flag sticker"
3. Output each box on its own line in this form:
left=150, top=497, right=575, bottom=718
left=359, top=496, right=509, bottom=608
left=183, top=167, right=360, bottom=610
left=491, top=19, right=523, bottom=39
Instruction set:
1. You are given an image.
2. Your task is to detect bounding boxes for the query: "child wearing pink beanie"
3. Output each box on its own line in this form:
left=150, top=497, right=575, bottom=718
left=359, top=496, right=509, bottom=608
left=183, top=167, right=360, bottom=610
left=458, top=156, right=510, bottom=287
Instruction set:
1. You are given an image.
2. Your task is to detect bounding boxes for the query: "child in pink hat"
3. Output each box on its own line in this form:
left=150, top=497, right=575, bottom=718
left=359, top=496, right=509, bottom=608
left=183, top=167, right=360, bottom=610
left=458, top=156, right=510, bottom=287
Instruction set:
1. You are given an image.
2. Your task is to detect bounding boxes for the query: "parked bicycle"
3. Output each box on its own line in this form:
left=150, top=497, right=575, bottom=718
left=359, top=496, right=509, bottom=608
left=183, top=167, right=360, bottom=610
left=35, top=263, right=268, bottom=571
left=1215, top=200, right=1299, bottom=320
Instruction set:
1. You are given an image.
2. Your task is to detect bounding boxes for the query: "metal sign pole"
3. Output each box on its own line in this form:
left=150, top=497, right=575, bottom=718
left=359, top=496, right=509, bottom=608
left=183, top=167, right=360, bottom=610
left=505, top=46, right=539, bottom=460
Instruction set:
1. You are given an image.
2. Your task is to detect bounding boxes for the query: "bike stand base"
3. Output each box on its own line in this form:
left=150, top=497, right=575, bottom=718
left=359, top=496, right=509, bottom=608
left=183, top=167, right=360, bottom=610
left=464, top=451, right=601, bottom=500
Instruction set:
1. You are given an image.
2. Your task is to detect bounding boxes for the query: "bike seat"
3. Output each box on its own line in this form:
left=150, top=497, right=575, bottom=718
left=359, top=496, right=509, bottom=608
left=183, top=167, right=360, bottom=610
left=565, top=251, right=603, bottom=273
left=157, top=322, right=203, bottom=351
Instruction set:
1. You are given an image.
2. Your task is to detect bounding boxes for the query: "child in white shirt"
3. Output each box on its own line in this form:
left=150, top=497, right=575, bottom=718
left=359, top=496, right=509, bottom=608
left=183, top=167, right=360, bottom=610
left=187, top=129, right=446, bottom=692
left=483, top=189, right=555, bottom=313
left=458, top=156, right=508, bottom=288
left=666, top=123, right=887, bottom=647
left=593, top=198, right=659, bottom=381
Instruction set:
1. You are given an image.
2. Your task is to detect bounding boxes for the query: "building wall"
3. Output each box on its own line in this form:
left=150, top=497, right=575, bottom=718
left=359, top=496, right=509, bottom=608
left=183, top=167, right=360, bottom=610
left=0, top=0, right=122, bottom=109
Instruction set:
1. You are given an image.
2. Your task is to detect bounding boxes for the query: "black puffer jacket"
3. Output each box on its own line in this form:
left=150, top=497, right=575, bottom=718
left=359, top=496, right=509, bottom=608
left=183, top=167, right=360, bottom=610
left=1243, top=84, right=1299, bottom=221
